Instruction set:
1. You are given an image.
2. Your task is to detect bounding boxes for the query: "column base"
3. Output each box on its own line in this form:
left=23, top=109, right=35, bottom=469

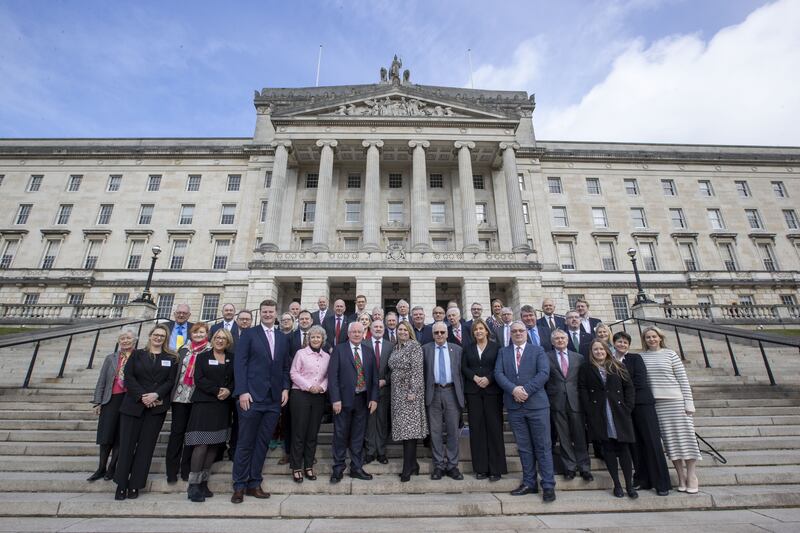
left=361, top=243, right=381, bottom=252
left=310, top=244, right=329, bottom=253
left=512, top=244, right=533, bottom=254
left=258, top=243, right=279, bottom=252
left=462, top=244, right=481, bottom=253
left=411, top=243, right=431, bottom=252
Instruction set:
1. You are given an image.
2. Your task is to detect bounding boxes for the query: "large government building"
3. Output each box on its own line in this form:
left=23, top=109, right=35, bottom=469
left=1, top=59, right=799, bottom=322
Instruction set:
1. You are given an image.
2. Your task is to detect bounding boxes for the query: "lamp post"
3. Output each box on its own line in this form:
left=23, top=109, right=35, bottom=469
left=133, top=245, right=162, bottom=304
left=627, top=247, right=654, bottom=305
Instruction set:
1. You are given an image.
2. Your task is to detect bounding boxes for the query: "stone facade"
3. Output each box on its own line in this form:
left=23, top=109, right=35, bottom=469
left=0, top=63, right=798, bottom=322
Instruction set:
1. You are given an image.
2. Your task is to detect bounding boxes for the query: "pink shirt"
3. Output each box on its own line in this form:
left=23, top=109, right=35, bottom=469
left=290, top=346, right=330, bottom=392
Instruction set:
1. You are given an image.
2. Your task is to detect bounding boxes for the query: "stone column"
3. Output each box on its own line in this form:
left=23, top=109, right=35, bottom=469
left=246, top=275, right=279, bottom=310
left=454, top=141, right=480, bottom=252
left=311, top=139, right=338, bottom=252
left=356, top=276, right=383, bottom=312
left=300, top=277, right=329, bottom=312
left=511, top=276, right=540, bottom=311
left=361, top=140, right=384, bottom=251
left=262, top=140, right=291, bottom=251
left=462, top=277, right=491, bottom=318
left=410, top=276, right=437, bottom=321
left=500, top=142, right=532, bottom=253
left=408, top=140, right=431, bottom=252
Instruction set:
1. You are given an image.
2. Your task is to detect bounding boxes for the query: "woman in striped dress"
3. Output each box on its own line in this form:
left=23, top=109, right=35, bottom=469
left=640, top=326, right=701, bottom=493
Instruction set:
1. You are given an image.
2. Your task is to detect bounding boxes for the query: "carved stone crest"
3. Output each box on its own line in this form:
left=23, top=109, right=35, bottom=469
left=386, top=243, right=406, bottom=262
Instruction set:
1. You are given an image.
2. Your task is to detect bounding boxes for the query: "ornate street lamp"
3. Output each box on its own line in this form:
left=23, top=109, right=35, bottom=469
left=627, top=247, right=654, bottom=305
left=133, top=245, right=162, bottom=304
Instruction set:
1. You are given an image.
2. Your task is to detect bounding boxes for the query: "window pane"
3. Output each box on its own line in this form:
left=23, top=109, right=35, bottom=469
left=475, top=203, right=487, bottom=224
left=670, top=208, right=686, bottom=229
left=303, top=202, right=316, bottom=223
left=227, top=174, right=241, bottom=191
left=213, top=239, right=230, bottom=270
left=147, top=175, right=161, bottom=191
left=784, top=209, right=799, bottom=230
left=612, top=295, right=630, bottom=320
left=592, top=207, right=607, bottom=227
left=187, top=175, right=201, bottom=191
left=347, top=174, right=361, bottom=188
left=698, top=180, right=714, bottom=196
left=201, top=294, right=220, bottom=321
left=179, top=204, right=194, bottom=225
left=388, top=202, right=404, bottom=224
left=67, top=175, right=82, bottom=192
left=305, top=173, right=319, bottom=188
left=264, top=171, right=272, bottom=188
left=107, top=175, right=122, bottom=192
left=260, top=201, right=268, bottom=223
left=624, top=179, right=639, bottom=195
left=0, top=239, right=19, bottom=269
left=156, top=293, right=175, bottom=318
left=586, top=178, right=601, bottom=195
left=221, top=204, right=236, bottom=224
left=16, top=204, right=32, bottom=224
left=599, top=242, right=616, bottom=270
left=772, top=181, right=787, bottom=198
left=429, top=174, right=443, bottom=188
left=548, top=177, right=563, bottom=194
left=472, top=175, right=485, bottom=190
left=127, top=240, right=144, bottom=269
left=661, top=179, right=676, bottom=196
left=170, top=240, right=188, bottom=270
left=430, top=202, right=445, bottom=223
left=97, top=204, right=113, bottom=224
left=389, top=173, right=403, bottom=188
left=558, top=242, right=575, bottom=270
left=631, top=208, right=647, bottom=228
left=138, top=204, right=154, bottom=225
left=552, top=206, right=568, bottom=227
left=56, top=204, right=72, bottom=224
left=345, top=202, right=361, bottom=223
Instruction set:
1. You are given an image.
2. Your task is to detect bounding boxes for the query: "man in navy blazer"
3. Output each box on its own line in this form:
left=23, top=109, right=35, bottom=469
left=494, top=321, right=556, bottom=502
left=209, top=303, right=239, bottom=341
left=323, top=299, right=350, bottom=352
left=328, top=321, right=378, bottom=483
left=410, top=306, right=433, bottom=345
left=536, top=299, right=566, bottom=353
left=231, top=299, right=290, bottom=503
left=446, top=307, right=473, bottom=350
left=564, top=310, right=593, bottom=357
left=575, top=298, right=601, bottom=337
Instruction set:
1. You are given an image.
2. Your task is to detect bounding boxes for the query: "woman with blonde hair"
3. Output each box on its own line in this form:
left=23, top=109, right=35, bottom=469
left=594, top=323, right=613, bottom=352
left=358, top=312, right=373, bottom=340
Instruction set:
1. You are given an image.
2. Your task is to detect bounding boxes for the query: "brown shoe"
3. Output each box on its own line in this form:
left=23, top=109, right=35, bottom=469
left=245, top=487, right=270, bottom=499
left=230, top=489, right=244, bottom=504
left=278, top=454, right=290, bottom=465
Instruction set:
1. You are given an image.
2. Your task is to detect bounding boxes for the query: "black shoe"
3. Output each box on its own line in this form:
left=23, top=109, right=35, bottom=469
left=446, top=468, right=463, bottom=480
left=613, top=486, right=624, bottom=498
left=127, top=488, right=138, bottom=499
left=87, top=468, right=106, bottom=482
left=563, top=470, right=575, bottom=480
left=430, top=468, right=443, bottom=480
left=627, top=488, right=639, bottom=499
left=475, top=472, right=488, bottom=480
left=187, top=484, right=205, bottom=503
left=364, top=454, right=375, bottom=464
left=377, top=455, right=389, bottom=464
left=180, top=474, right=189, bottom=482
left=104, top=468, right=115, bottom=481
left=542, top=488, right=556, bottom=502
left=350, top=469, right=373, bottom=481
left=412, top=463, right=420, bottom=476
left=400, top=473, right=411, bottom=482
left=200, top=481, right=213, bottom=498
left=510, top=484, right=537, bottom=496
left=580, top=471, right=594, bottom=482
left=114, top=487, right=126, bottom=500
left=656, top=489, right=670, bottom=496
left=489, top=474, right=501, bottom=482
left=167, top=476, right=178, bottom=485
left=329, top=471, right=343, bottom=484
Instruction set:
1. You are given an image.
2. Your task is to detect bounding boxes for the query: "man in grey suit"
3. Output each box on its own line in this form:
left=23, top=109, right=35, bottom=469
left=364, top=320, right=393, bottom=464
left=546, top=329, right=593, bottom=481
left=424, top=322, right=465, bottom=480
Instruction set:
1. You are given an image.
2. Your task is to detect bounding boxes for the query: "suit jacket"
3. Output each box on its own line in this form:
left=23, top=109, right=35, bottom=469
left=494, top=343, right=550, bottom=411
left=493, top=322, right=514, bottom=348
left=422, top=342, right=465, bottom=408
left=411, top=324, right=433, bottom=345
left=311, top=309, right=328, bottom=326
left=578, top=362, right=635, bottom=443
left=447, top=319, right=474, bottom=350
left=191, top=350, right=234, bottom=403
left=328, top=342, right=379, bottom=408
left=383, top=328, right=398, bottom=344
left=566, top=328, right=593, bottom=358
left=621, top=352, right=654, bottom=405
left=92, top=351, right=126, bottom=406
left=165, top=320, right=194, bottom=351
left=546, top=348, right=584, bottom=412
left=365, top=337, right=394, bottom=397
left=462, top=341, right=502, bottom=395
left=580, top=317, right=602, bottom=336
left=209, top=321, right=239, bottom=342
left=119, top=349, right=179, bottom=417
left=289, top=328, right=314, bottom=361
left=536, top=315, right=566, bottom=352
left=233, top=325, right=290, bottom=404
left=323, top=314, right=351, bottom=352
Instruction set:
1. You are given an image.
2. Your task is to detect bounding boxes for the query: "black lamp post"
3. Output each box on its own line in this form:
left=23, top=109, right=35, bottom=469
left=133, top=245, right=162, bottom=304
left=627, top=247, right=654, bottom=304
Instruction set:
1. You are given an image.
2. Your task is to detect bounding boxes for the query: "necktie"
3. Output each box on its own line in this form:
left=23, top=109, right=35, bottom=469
left=529, top=327, right=540, bottom=346
left=390, top=330, right=395, bottom=343
left=455, top=328, right=462, bottom=343
left=560, top=351, right=569, bottom=377
left=176, top=325, right=185, bottom=349
left=515, top=346, right=522, bottom=370
left=266, top=328, right=274, bottom=360
left=572, top=331, right=580, bottom=349
left=302, top=331, right=308, bottom=348
left=505, top=326, right=510, bottom=347
left=374, top=340, right=381, bottom=366
left=335, top=317, right=341, bottom=342
left=225, top=322, right=231, bottom=331
left=353, top=346, right=365, bottom=389
left=437, top=345, right=447, bottom=385
left=549, top=317, right=555, bottom=330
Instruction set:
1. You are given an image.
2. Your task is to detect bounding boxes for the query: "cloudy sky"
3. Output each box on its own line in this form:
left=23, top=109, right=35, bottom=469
left=1, top=0, right=798, bottom=145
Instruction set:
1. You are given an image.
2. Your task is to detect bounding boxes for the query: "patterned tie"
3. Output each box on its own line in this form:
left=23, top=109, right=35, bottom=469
left=353, top=346, right=365, bottom=390
left=374, top=340, right=381, bottom=366
left=549, top=317, right=556, bottom=331
left=515, top=346, right=522, bottom=369
left=572, top=331, right=580, bottom=350
left=302, top=331, right=308, bottom=348
left=176, top=325, right=185, bottom=349
left=437, top=345, right=447, bottom=385
left=505, top=326, right=510, bottom=347
left=560, top=351, right=569, bottom=377
left=455, top=328, right=462, bottom=343
left=335, top=317, right=342, bottom=343
left=390, top=330, right=395, bottom=343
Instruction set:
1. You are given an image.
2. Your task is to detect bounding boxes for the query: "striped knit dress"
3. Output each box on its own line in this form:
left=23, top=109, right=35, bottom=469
left=640, top=349, right=702, bottom=461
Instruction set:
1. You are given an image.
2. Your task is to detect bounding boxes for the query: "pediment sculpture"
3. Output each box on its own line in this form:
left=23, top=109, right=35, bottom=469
left=328, top=96, right=460, bottom=117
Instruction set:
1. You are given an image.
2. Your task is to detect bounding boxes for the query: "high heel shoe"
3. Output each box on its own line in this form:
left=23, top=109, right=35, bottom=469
left=127, top=488, right=138, bottom=499
left=87, top=467, right=106, bottom=482
left=400, top=473, right=411, bottom=482
left=304, top=468, right=317, bottom=481
left=292, top=470, right=304, bottom=483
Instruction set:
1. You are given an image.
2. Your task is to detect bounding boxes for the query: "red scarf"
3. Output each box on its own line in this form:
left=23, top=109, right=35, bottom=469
left=182, top=339, right=209, bottom=387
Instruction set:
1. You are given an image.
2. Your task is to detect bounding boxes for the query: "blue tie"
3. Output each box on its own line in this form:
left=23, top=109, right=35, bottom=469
left=529, top=327, right=540, bottom=346
left=437, top=345, right=447, bottom=385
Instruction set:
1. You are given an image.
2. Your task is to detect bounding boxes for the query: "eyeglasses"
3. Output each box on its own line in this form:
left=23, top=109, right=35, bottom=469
left=151, top=334, right=167, bottom=339
left=433, top=331, right=447, bottom=335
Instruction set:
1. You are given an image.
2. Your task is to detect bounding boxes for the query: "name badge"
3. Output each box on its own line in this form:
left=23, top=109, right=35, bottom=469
left=209, top=359, right=219, bottom=366
left=161, top=360, right=171, bottom=367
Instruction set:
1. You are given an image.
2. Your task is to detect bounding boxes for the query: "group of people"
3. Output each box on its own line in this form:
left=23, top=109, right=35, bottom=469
left=90, top=295, right=702, bottom=504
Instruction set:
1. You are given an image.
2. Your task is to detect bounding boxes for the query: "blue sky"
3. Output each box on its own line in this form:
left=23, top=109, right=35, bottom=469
left=1, top=0, right=798, bottom=145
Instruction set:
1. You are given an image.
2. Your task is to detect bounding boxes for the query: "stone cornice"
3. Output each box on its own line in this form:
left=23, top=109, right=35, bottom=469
left=539, top=147, right=800, bottom=166
left=0, top=142, right=258, bottom=160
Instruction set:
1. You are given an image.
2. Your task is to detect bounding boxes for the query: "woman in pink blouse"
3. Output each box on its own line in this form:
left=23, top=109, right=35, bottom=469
left=288, top=324, right=330, bottom=483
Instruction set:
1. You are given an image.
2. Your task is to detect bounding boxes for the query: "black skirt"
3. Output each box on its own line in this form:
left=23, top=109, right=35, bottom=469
left=185, top=400, right=231, bottom=446
left=96, top=392, right=124, bottom=445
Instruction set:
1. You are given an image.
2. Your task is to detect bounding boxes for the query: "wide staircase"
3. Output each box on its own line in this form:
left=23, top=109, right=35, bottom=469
left=0, top=321, right=799, bottom=532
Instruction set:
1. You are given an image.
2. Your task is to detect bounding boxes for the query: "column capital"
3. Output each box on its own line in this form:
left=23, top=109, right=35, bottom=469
left=270, top=139, right=293, bottom=150
left=499, top=141, right=521, bottom=151
left=315, top=139, right=339, bottom=149
left=408, top=139, right=430, bottom=150
left=454, top=140, right=476, bottom=150
left=362, top=139, right=385, bottom=150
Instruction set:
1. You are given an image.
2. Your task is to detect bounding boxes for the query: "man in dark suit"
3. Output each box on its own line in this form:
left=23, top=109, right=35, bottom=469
left=209, top=303, right=239, bottom=342
left=410, top=306, right=433, bottom=345
left=323, top=299, right=350, bottom=352
left=520, top=305, right=543, bottom=348
left=165, top=303, right=194, bottom=351
left=536, top=298, right=565, bottom=353
left=465, top=301, right=483, bottom=330
left=349, top=294, right=368, bottom=322
left=328, top=321, right=379, bottom=483
left=231, top=299, right=290, bottom=503
left=493, top=307, right=515, bottom=347
left=575, top=298, right=601, bottom=337
left=494, top=321, right=556, bottom=502
left=564, top=310, right=593, bottom=357
left=311, top=296, right=329, bottom=326
left=383, top=312, right=399, bottom=343
left=446, top=307, right=473, bottom=350
left=364, top=319, right=393, bottom=464
left=289, top=310, right=314, bottom=357
left=224, top=309, right=252, bottom=461
left=546, top=329, right=592, bottom=482
left=395, top=299, right=410, bottom=324
left=424, top=322, right=465, bottom=480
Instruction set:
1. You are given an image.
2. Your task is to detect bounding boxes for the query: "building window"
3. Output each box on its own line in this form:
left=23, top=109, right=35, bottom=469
left=745, top=209, right=763, bottom=230
left=67, top=293, right=84, bottom=306
left=586, top=177, right=601, bottom=195
left=429, top=174, right=443, bottom=188
left=718, top=241, right=738, bottom=272
left=127, top=240, right=144, bottom=269
left=612, top=295, right=630, bottom=320
left=389, top=173, right=403, bottom=188
left=557, top=242, right=576, bottom=270
left=343, top=238, right=360, bottom=251
left=23, top=293, right=40, bottom=305
left=624, top=179, right=639, bottom=196
left=226, top=174, right=241, bottom=192
left=41, top=238, right=61, bottom=269
left=201, top=294, right=220, bottom=321
left=735, top=180, right=751, bottom=198
left=518, top=174, right=526, bottom=191
left=630, top=207, right=647, bottom=228
left=638, top=241, right=658, bottom=271
left=707, top=209, right=725, bottom=230
left=186, top=175, right=201, bottom=191
left=15, top=204, right=33, bottom=225
left=473, top=175, right=485, bottom=190
left=220, top=204, right=236, bottom=225
left=299, top=238, right=312, bottom=250
left=772, top=181, right=788, bottom=198
left=387, top=202, right=404, bottom=224
left=138, top=204, right=154, bottom=225
left=592, top=207, right=608, bottom=228
left=169, top=239, right=188, bottom=270
left=156, top=293, right=174, bottom=318
left=430, top=202, right=445, bottom=224
left=84, top=239, right=102, bottom=269
left=568, top=294, right=585, bottom=309
left=147, top=175, right=161, bottom=192
left=756, top=242, right=778, bottom=271
left=475, top=203, right=487, bottom=224
left=264, top=171, right=272, bottom=188
left=739, top=295, right=755, bottom=306
left=522, top=203, right=530, bottom=224
left=781, top=294, right=797, bottom=306
left=179, top=204, right=194, bottom=225
left=661, top=179, right=677, bottom=196
left=552, top=206, right=568, bottom=227
left=96, top=204, right=114, bottom=224
left=305, top=173, right=318, bottom=188
left=679, top=242, right=699, bottom=271
left=107, top=175, right=122, bottom=192
left=548, top=177, right=563, bottom=194
left=783, top=209, right=799, bottom=230
left=303, top=202, right=316, bottom=223
left=111, top=293, right=129, bottom=306
left=56, top=204, right=72, bottom=225
left=598, top=242, right=617, bottom=271
left=698, top=180, right=714, bottom=196
left=432, top=238, right=450, bottom=251
left=67, top=175, right=82, bottom=192
left=347, top=174, right=361, bottom=188
left=260, top=201, right=268, bottom=223
left=27, top=175, right=43, bottom=192
left=0, top=239, right=20, bottom=269
left=212, top=239, right=230, bottom=270
left=345, top=201, right=361, bottom=223
left=670, top=208, right=687, bottom=229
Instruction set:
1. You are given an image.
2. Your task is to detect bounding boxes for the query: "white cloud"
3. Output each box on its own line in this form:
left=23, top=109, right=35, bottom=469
left=537, top=0, right=800, bottom=145
left=470, top=37, right=545, bottom=91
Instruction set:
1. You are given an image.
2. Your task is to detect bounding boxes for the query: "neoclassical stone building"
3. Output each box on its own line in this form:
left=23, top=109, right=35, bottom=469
left=1, top=60, right=799, bottom=322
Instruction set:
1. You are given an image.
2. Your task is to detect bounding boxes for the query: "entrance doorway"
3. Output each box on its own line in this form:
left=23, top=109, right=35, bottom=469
left=382, top=278, right=409, bottom=314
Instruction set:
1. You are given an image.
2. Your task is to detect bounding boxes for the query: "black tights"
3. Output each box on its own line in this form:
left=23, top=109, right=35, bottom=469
left=190, top=444, right=220, bottom=473
left=602, top=439, right=633, bottom=490
left=98, top=444, right=118, bottom=471
left=402, top=439, right=419, bottom=476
